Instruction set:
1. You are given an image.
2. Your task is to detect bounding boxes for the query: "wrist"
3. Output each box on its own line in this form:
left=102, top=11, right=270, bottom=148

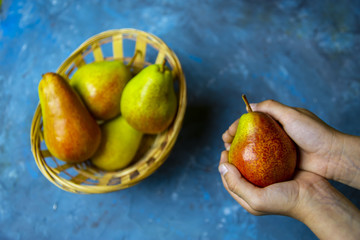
left=331, top=133, right=360, bottom=189
left=289, top=177, right=331, bottom=223
left=296, top=180, right=360, bottom=240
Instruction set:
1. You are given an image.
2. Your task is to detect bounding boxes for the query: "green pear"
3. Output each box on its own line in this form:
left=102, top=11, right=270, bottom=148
left=91, top=116, right=143, bottom=171
left=120, top=63, right=177, bottom=134
left=70, top=60, right=131, bottom=120
left=38, top=72, right=101, bottom=163
left=229, top=95, right=297, bottom=187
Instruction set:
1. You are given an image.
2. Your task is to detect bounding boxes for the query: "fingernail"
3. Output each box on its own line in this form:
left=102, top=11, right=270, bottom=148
left=219, top=164, right=228, bottom=176
left=225, top=143, right=231, bottom=151
left=249, top=103, right=257, bottom=110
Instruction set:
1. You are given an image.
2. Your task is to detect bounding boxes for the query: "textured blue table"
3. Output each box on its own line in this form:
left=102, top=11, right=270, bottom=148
left=1, top=0, right=360, bottom=239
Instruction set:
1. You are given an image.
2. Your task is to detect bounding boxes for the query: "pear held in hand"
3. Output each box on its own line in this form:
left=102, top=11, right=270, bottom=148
left=70, top=60, right=132, bottom=120
left=120, top=62, right=177, bottom=134
left=38, top=73, right=101, bottom=163
left=91, top=116, right=143, bottom=171
left=229, top=95, right=297, bottom=187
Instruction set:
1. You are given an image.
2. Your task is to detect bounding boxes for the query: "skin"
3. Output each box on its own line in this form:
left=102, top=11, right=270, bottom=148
left=219, top=99, right=360, bottom=240
left=229, top=111, right=297, bottom=187
left=39, top=73, right=101, bottom=162
left=71, top=61, right=131, bottom=120
left=120, top=64, right=177, bottom=134
left=91, top=116, right=143, bottom=171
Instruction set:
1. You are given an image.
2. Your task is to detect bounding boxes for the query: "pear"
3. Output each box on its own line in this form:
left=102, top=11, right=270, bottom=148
left=91, top=116, right=143, bottom=171
left=120, top=63, right=177, bottom=134
left=38, top=72, right=101, bottom=163
left=70, top=60, right=131, bottom=120
left=229, top=95, right=297, bottom=187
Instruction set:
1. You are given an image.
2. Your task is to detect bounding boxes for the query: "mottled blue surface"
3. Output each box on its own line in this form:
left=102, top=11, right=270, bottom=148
left=1, top=0, right=360, bottom=239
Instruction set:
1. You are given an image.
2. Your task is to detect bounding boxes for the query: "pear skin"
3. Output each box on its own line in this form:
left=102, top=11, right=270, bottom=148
left=120, top=64, right=177, bottom=134
left=38, top=73, right=101, bottom=163
left=91, top=116, right=143, bottom=171
left=71, top=60, right=131, bottom=120
left=229, top=95, right=297, bottom=187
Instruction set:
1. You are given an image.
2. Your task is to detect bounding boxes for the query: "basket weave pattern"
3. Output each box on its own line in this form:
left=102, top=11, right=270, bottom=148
left=30, top=29, right=186, bottom=194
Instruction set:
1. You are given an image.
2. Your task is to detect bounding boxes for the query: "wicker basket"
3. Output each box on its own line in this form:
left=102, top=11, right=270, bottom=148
left=30, top=29, right=187, bottom=194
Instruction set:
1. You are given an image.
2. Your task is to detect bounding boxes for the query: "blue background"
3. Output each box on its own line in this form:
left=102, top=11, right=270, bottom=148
left=1, top=0, right=360, bottom=239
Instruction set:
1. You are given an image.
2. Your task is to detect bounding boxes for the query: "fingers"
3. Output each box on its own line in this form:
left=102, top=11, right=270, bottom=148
left=251, top=100, right=327, bottom=130
left=219, top=151, right=254, bottom=205
left=218, top=161, right=262, bottom=209
left=220, top=174, right=263, bottom=215
left=228, top=119, right=239, bottom=136
left=250, top=99, right=297, bottom=126
left=219, top=151, right=262, bottom=212
left=222, top=119, right=239, bottom=150
left=218, top=160, right=262, bottom=215
left=219, top=150, right=229, bottom=165
left=218, top=151, right=300, bottom=216
left=294, top=107, right=328, bottom=124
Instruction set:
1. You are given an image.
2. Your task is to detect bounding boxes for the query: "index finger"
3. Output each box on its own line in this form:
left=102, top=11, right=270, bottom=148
left=250, top=100, right=297, bottom=126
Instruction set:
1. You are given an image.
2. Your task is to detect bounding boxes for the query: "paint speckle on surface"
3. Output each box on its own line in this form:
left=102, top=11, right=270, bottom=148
left=223, top=207, right=231, bottom=216
left=171, top=192, right=178, bottom=201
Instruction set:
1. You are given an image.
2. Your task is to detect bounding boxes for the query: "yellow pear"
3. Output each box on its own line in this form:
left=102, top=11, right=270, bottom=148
left=91, top=116, right=143, bottom=171
left=120, top=63, right=177, bottom=134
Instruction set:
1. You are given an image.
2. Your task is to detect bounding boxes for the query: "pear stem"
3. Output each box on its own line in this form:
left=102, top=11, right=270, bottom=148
left=127, top=50, right=141, bottom=67
left=159, top=59, right=166, bottom=73
left=242, top=94, right=252, bottom=112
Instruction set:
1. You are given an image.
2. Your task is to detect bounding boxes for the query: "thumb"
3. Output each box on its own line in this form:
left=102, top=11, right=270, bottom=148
left=219, top=162, right=260, bottom=205
left=219, top=162, right=299, bottom=215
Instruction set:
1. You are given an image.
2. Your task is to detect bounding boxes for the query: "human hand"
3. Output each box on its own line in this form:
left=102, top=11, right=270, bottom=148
left=218, top=151, right=360, bottom=240
left=218, top=150, right=326, bottom=218
left=219, top=98, right=360, bottom=239
left=222, top=99, right=359, bottom=188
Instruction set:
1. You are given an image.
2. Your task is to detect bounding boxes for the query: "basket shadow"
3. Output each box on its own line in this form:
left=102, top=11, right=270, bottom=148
left=135, top=103, right=214, bottom=189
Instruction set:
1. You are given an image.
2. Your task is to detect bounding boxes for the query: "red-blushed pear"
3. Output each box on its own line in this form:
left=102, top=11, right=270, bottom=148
left=229, top=95, right=297, bottom=187
left=70, top=60, right=131, bottom=120
left=38, top=72, right=101, bottom=163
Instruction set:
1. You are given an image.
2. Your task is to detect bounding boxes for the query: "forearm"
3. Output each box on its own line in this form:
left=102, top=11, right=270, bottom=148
left=296, top=182, right=360, bottom=240
left=333, top=133, right=360, bottom=189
